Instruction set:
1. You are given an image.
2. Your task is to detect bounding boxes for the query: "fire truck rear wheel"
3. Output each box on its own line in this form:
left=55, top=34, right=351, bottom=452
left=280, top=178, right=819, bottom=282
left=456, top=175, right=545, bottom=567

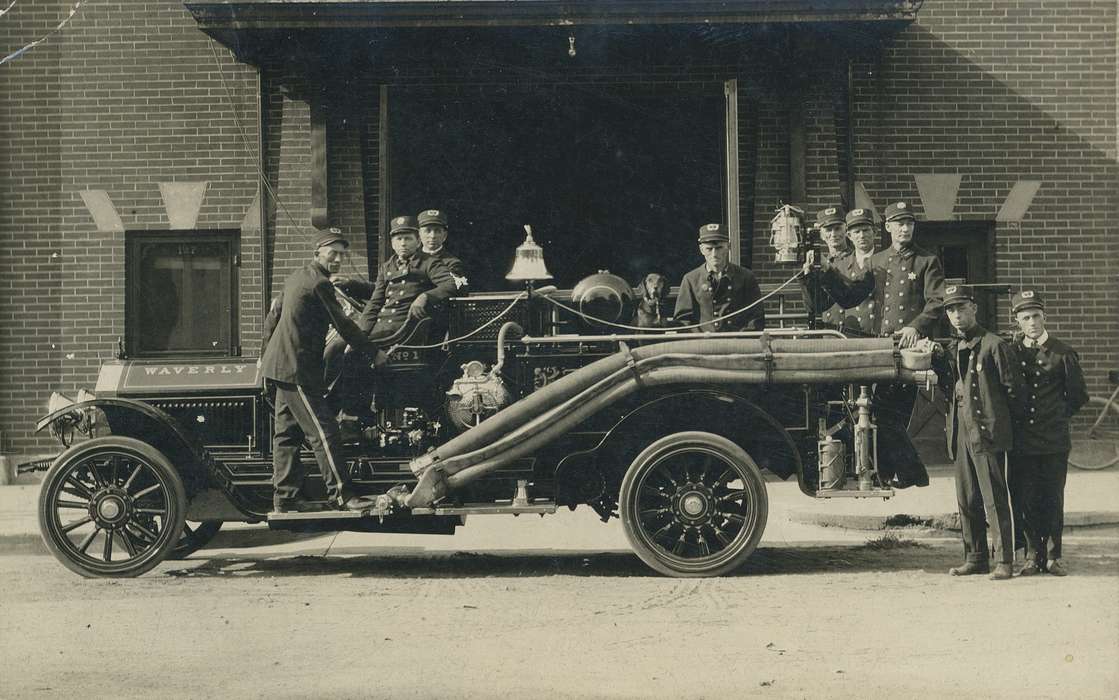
left=38, top=437, right=186, bottom=578
left=169, top=521, right=223, bottom=559
left=620, top=431, right=768, bottom=578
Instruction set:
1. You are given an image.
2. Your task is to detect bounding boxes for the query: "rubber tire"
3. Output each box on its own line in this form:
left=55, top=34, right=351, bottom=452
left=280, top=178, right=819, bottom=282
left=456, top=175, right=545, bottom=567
left=168, top=521, right=223, bottom=559
left=38, top=436, right=186, bottom=578
left=1068, top=396, right=1119, bottom=470
left=619, top=431, right=768, bottom=577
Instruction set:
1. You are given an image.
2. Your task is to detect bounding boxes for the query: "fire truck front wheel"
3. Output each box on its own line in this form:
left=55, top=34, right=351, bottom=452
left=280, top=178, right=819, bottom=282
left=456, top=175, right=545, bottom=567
left=38, top=437, right=187, bottom=578
left=620, top=431, right=768, bottom=578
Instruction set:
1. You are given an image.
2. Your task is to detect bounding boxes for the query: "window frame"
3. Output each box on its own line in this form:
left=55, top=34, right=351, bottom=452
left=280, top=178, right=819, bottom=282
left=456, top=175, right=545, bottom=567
left=124, top=229, right=241, bottom=359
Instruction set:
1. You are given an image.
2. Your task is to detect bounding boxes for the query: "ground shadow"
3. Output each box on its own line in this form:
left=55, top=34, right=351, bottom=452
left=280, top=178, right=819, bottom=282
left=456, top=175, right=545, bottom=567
left=162, top=539, right=1119, bottom=580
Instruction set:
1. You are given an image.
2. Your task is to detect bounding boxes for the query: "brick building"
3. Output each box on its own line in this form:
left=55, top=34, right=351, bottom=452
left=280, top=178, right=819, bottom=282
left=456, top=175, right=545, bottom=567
left=1, top=0, right=1116, bottom=462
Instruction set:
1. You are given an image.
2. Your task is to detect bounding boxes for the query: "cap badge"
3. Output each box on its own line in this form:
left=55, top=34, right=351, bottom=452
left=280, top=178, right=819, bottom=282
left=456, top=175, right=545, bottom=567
left=851, top=209, right=864, bottom=216
left=393, top=216, right=405, bottom=225
left=425, top=209, right=439, bottom=216
left=705, top=224, right=719, bottom=231
left=825, top=208, right=835, bottom=215
left=1022, top=290, right=1035, bottom=298
left=897, top=202, right=907, bottom=209
left=947, top=286, right=957, bottom=294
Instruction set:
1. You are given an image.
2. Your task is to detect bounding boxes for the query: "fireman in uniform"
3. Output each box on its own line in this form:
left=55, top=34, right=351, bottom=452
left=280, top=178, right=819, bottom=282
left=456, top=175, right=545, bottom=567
left=417, top=208, right=468, bottom=286
left=674, top=223, right=765, bottom=332
left=871, top=201, right=945, bottom=487
left=261, top=231, right=379, bottom=513
left=933, top=284, right=1019, bottom=580
left=1009, top=289, right=1089, bottom=577
left=804, top=207, right=878, bottom=334
left=800, top=205, right=854, bottom=327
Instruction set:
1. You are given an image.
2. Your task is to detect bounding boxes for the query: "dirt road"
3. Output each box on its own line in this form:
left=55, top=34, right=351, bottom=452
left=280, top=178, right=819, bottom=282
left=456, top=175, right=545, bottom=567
left=2, top=519, right=1117, bottom=700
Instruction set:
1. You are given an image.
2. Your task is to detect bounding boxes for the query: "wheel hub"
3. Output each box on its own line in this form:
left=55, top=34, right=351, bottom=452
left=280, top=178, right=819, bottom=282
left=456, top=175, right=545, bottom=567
left=674, top=483, right=714, bottom=525
left=91, top=488, right=130, bottom=528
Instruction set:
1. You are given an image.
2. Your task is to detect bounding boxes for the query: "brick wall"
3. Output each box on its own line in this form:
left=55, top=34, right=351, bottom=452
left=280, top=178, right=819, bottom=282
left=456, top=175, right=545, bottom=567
left=1, top=1, right=259, bottom=452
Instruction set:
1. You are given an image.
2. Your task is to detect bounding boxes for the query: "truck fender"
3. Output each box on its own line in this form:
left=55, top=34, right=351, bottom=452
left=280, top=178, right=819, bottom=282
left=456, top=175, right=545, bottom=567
left=36, top=398, right=215, bottom=496
left=568, top=389, right=804, bottom=486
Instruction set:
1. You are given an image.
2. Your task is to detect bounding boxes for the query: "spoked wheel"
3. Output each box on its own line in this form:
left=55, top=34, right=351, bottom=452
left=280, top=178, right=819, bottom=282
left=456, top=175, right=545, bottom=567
left=620, top=431, right=768, bottom=577
left=38, top=437, right=186, bottom=578
left=169, top=521, right=223, bottom=559
left=1068, top=395, right=1119, bottom=470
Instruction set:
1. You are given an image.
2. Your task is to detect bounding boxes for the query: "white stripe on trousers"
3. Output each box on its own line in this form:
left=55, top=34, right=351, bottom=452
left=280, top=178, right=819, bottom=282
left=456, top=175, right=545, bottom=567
left=1002, top=452, right=1016, bottom=564
left=296, top=385, right=346, bottom=494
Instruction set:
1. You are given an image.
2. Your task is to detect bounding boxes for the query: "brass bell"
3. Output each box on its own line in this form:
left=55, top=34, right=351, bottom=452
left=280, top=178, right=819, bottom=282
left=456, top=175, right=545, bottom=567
left=505, top=225, right=553, bottom=282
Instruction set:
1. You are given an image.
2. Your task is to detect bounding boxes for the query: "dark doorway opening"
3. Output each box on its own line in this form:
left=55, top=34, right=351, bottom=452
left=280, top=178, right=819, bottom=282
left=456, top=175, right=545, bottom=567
left=389, top=85, right=726, bottom=291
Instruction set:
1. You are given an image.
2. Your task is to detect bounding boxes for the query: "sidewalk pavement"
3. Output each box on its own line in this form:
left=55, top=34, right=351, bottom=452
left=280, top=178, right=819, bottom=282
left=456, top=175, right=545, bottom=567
left=2, top=463, right=1117, bottom=556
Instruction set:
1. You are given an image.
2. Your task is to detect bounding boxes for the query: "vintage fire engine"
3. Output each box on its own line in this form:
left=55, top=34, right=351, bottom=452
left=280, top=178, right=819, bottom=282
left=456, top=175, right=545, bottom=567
left=30, top=225, right=935, bottom=578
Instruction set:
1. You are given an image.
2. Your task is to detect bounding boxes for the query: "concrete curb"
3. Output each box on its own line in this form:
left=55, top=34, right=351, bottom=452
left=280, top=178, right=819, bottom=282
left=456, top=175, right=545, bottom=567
left=789, top=510, right=1119, bottom=532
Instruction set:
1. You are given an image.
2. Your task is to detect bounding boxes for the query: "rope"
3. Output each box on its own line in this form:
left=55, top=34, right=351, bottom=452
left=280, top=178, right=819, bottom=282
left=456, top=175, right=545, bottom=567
left=539, top=270, right=805, bottom=333
left=392, top=292, right=528, bottom=350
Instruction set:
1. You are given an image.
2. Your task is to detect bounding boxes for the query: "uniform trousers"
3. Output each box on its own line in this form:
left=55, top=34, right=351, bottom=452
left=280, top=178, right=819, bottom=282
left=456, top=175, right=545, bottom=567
left=270, top=380, right=353, bottom=506
left=955, top=424, right=1015, bottom=565
left=1011, top=451, right=1069, bottom=565
left=873, top=382, right=929, bottom=484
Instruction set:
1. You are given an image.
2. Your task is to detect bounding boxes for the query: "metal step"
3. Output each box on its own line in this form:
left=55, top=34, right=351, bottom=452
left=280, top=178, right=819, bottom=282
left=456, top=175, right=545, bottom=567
left=267, top=508, right=371, bottom=522
left=410, top=502, right=557, bottom=516
left=814, top=487, right=894, bottom=499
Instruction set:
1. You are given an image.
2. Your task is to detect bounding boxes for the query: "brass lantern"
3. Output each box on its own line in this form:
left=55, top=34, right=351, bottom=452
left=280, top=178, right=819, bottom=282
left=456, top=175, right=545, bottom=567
left=769, top=204, right=805, bottom=264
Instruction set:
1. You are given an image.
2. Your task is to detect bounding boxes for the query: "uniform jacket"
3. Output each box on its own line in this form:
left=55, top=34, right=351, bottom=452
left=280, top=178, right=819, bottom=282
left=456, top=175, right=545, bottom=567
left=674, top=262, right=765, bottom=332
left=357, top=251, right=457, bottom=340
left=869, top=244, right=946, bottom=338
left=261, top=261, right=373, bottom=388
left=934, top=325, right=1019, bottom=458
left=425, top=247, right=469, bottom=288
left=809, top=247, right=878, bottom=334
left=1010, top=334, right=1089, bottom=454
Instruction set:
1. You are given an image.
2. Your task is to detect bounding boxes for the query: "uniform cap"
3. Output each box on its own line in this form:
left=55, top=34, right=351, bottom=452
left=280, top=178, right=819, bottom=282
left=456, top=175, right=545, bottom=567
left=1011, top=289, right=1045, bottom=314
left=943, top=283, right=975, bottom=307
left=815, top=206, right=846, bottom=228
left=389, top=215, right=419, bottom=236
left=884, top=201, right=916, bottom=222
left=697, top=222, right=728, bottom=243
left=845, top=208, right=874, bottom=227
left=417, top=209, right=448, bottom=228
left=313, top=227, right=348, bottom=250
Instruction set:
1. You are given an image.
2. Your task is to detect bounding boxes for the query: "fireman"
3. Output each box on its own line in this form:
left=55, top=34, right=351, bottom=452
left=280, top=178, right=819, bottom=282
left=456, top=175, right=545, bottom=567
left=674, top=223, right=765, bottom=332
left=261, top=231, right=380, bottom=513
left=932, top=284, right=1019, bottom=580
left=1008, top=289, right=1089, bottom=577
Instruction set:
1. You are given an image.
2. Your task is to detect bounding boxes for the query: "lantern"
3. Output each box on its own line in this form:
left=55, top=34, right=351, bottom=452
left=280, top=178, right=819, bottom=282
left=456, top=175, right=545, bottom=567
left=769, top=204, right=805, bottom=264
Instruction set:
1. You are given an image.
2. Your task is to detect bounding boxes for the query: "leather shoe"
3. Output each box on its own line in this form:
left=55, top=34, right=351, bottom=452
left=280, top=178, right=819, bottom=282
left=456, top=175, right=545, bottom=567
left=1046, top=559, right=1068, bottom=576
left=1018, top=562, right=1042, bottom=577
left=339, top=496, right=378, bottom=512
left=273, top=499, right=328, bottom=514
left=949, top=561, right=990, bottom=576
left=989, top=562, right=1014, bottom=580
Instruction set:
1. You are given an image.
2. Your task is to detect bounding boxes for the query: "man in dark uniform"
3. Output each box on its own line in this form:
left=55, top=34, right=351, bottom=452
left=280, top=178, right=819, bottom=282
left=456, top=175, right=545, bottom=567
left=325, top=216, right=458, bottom=413
left=1009, top=289, right=1089, bottom=577
left=933, top=284, right=1019, bottom=580
left=674, top=223, right=765, bottom=332
left=260, top=231, right=379, bottom=513
left=801, top=205, right=853, bottom=327
left=803, top=207, right=878, bottom=334
left=417, top=208, right=468, bottom=289
left=871, top=201, right=945, bottom=488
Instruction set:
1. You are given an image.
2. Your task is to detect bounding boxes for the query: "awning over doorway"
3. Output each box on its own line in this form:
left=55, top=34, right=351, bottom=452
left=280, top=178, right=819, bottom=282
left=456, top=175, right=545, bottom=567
left=185, top=1, right=919, bottom=69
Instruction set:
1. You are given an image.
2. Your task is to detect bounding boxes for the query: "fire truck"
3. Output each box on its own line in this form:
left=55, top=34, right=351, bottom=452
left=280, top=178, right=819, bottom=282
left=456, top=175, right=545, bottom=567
left=30, top=254, right=935, bottom=578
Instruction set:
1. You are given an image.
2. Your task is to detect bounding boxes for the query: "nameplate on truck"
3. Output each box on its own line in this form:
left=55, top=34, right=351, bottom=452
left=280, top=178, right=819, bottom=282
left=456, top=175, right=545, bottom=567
left=95, top=361, right=262, bottom=394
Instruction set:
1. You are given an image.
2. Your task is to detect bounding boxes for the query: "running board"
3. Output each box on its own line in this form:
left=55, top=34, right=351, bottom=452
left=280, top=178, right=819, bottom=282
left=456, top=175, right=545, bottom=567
left=815, top=487, right=894, bottom=499
left=410, top=502, right=557, bottom=516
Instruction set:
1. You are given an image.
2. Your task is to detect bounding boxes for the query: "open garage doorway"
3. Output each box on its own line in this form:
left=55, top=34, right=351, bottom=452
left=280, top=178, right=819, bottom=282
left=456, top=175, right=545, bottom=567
left=388, top=84, right=728, bottom=291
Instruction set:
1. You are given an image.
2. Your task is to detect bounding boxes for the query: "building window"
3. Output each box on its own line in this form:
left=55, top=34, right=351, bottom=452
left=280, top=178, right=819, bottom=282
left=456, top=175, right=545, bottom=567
left=125, top=230, right=239, bottom=358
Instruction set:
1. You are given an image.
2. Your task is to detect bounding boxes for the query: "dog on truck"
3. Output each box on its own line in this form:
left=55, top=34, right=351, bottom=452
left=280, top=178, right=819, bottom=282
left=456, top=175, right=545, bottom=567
left=633, top=272, right=671, bottom=329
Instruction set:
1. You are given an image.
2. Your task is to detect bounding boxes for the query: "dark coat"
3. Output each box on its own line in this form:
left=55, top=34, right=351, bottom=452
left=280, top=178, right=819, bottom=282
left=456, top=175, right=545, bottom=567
left=674, top=262, right=765, bottom=332
left=808, top=247, right=878, bottom=334
left=357, top=251, right=458, bottom=340
left=869, top=244, right=946, bottom=338
left=1010, top=335, right=1089, bottom=454
left=934, top=325, right=1019, bottom=458
left=261, top=261, right=373, bottom=388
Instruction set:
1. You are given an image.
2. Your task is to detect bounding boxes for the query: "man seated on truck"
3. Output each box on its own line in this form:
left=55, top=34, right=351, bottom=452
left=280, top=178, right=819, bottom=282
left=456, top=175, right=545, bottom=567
left=325, top=215, right=459, bottom=416
left=674, top=222, right=765, bottom=332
